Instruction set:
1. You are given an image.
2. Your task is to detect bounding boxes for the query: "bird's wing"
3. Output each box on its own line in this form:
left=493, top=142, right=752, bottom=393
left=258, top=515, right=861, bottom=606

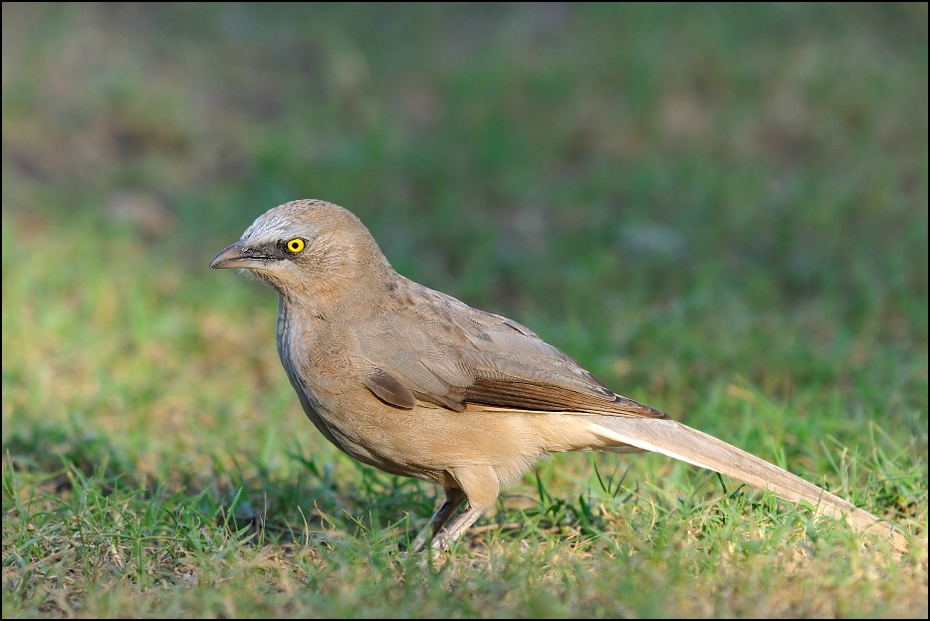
left=356, top=284, right=666, bottom=418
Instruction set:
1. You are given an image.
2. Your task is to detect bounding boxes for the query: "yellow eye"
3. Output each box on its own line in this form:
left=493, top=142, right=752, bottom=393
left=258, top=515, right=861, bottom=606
left=286, top=238, right=305, bottom=253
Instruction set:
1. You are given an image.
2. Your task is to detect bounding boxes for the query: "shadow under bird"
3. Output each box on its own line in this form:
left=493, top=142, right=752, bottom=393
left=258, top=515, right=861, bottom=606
left=210, top=199, right=906, bottom=552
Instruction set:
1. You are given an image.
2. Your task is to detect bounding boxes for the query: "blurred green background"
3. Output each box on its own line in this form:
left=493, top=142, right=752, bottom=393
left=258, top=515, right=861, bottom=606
left=2, top=3, right=927, bottom=617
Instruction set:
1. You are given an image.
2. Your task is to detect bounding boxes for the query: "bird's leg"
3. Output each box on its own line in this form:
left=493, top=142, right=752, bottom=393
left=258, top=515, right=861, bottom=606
left=411, top=487, right=466, bottom=552
left=429, top=505, right=485, bottom=551
left=429, top=464, right=500, bottom=551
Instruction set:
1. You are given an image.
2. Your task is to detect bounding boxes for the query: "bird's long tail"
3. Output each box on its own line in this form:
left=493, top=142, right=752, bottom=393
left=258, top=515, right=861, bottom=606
left=589, top=416, right=907, bottom=552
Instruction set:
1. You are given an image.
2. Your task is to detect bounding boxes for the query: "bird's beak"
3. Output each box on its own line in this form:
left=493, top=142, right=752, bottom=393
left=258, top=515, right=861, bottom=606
left=209, top=241, right=265, bottom=270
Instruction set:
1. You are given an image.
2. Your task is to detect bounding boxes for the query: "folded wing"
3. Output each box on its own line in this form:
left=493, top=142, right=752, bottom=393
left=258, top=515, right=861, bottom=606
left=357, top=283, right=666, bottom=418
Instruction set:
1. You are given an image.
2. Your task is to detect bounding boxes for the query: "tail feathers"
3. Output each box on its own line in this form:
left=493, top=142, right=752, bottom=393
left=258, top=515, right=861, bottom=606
left=589, top=416, right=907, bottom=552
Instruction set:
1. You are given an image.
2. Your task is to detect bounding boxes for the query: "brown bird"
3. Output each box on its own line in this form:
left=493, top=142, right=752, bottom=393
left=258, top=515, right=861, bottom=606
left=210, top=199, right=906, bottom=552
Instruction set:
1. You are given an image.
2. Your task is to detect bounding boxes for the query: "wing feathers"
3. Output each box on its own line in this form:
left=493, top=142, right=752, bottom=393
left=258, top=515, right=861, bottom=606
left=363, top=368, right=417, bottom=409
left=357, top=283, right=666, bottom=418
left=466, top=377, right=667, bottom=417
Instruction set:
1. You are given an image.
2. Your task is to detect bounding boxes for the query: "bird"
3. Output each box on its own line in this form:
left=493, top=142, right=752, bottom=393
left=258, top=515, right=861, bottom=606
left=210, top=199, right=906, bottom=553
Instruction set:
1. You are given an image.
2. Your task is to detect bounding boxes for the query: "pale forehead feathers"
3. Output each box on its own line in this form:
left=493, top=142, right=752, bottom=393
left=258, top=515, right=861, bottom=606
left=241, top=209, right=305, bottom=243
left=238, top=200, right=373, bottom=252
left=239, top=200, right=337, bottom=243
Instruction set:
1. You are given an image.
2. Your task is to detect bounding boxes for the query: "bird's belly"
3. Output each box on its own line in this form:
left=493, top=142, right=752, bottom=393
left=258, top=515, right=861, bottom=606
left=313, top=400, right=611, bottom=487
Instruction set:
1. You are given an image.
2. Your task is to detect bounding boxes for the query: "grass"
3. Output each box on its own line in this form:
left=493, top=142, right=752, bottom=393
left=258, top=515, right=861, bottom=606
left=2, top=3, right=927, bottom=617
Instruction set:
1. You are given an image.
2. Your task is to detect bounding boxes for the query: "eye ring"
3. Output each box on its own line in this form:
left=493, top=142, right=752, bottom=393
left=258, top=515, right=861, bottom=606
left=286, top=238, right=305, bottom=254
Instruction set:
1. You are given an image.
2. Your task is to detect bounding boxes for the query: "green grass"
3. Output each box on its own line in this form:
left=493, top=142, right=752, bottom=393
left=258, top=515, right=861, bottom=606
left=2, top=3, right=927, bottom=617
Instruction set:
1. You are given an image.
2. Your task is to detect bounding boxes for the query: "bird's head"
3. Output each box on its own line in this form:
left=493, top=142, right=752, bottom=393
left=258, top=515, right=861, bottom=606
left=210, top=199, right=392, bottom=304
